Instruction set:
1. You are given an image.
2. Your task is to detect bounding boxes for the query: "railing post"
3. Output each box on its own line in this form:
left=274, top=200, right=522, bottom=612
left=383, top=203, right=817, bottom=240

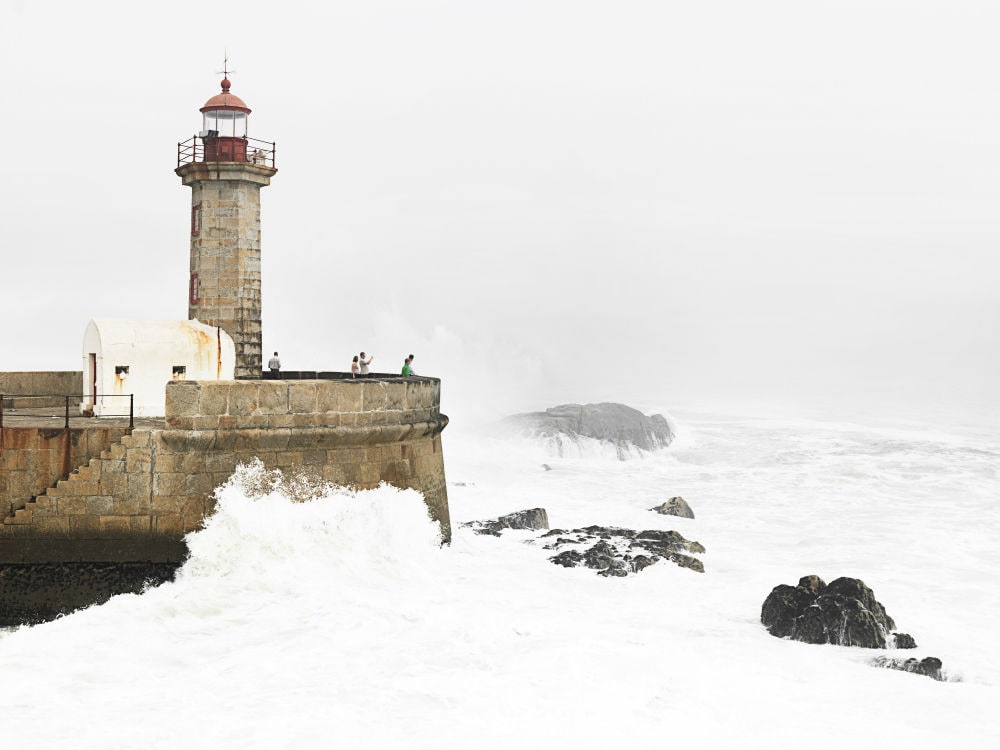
left=65, top=395, right=70, bottom=429
left=129, top=393, right=134, bottom=432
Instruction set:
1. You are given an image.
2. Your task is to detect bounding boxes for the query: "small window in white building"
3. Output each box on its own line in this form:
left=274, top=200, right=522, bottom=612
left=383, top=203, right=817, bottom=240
left=115, top=366, right=129, bottom=377
left=172, top=365, right=187, bottom=381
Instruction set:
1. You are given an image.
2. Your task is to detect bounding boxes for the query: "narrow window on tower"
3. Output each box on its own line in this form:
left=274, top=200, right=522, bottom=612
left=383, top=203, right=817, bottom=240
left=191, top=203, right=202, bottom=236
left=190, top=273, right=199, bottom=305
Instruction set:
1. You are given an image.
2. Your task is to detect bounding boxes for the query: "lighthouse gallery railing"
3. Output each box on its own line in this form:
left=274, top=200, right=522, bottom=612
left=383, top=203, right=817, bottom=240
left=177, top=135, right=276, bottom=168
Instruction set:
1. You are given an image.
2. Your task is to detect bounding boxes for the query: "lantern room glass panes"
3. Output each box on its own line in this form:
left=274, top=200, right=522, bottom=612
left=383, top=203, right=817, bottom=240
left=203, top=110, right=248, bottom=138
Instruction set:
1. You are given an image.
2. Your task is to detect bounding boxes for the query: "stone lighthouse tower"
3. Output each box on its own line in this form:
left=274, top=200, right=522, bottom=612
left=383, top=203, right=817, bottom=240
left=176, top=75, right=277, bottom=379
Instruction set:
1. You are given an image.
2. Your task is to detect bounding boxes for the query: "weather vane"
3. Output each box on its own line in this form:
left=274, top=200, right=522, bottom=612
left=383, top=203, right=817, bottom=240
left=217, top=51, right=235, bottom=79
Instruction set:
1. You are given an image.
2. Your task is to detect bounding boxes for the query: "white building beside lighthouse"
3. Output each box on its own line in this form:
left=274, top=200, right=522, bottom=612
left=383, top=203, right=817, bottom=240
left=81, top=319, right=235, bottom=417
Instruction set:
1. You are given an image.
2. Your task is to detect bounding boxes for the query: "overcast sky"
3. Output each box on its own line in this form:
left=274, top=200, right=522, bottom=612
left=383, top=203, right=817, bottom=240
left=1, top=0, right=997, bottom=424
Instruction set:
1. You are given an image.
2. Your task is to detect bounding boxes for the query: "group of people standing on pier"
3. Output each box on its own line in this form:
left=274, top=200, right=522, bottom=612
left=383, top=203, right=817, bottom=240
left=266, top=351, right=417, bottom=378
left=350, top=352, right=416, bottom=378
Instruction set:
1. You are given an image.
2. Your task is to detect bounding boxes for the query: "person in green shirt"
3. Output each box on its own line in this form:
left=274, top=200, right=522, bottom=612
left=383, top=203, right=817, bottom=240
left=401, top=354, right=415, bottom=377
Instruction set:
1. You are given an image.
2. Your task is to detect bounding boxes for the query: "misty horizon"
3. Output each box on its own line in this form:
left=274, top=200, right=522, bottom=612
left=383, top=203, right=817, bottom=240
left=1, top=0, right=996, bottom=427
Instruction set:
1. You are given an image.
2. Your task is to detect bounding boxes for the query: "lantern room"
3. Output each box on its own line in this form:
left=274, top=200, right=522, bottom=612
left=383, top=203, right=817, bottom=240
left=200, top=77, right=250, bottom=161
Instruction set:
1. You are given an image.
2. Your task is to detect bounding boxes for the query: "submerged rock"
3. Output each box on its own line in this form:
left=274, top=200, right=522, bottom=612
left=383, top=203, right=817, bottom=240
left=505, top=403, right=674, bottom=459
left=871, top=656, right=945, bottom=681
left=543, top=525, right=705, bottom=576
left=761, top=575, right=912, bottom=649
left=463, top=508, right=550, bottom=536
left=650, top=496, right=695, bottom=519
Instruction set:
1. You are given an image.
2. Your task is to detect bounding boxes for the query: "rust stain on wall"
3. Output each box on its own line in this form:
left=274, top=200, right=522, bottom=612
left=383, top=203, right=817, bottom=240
left=181, top=325, right=222, bottom=380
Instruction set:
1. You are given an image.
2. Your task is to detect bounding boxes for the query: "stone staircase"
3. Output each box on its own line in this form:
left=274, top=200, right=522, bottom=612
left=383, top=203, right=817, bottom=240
left=2, top=432, right=140, bottom=529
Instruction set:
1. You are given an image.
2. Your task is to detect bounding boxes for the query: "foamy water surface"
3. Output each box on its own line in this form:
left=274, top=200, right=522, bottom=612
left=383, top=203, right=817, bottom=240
left=1, top=410, right=997, bottom=749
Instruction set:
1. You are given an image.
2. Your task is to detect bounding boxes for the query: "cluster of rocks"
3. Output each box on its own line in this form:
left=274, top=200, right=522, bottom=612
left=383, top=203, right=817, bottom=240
left=505, top=402, right=674, bottom=459
left=462, top=507, right=705, bottom=577
left=542, top=526, right=705, bottom=577
left=761, top=575, right=946, bottom=680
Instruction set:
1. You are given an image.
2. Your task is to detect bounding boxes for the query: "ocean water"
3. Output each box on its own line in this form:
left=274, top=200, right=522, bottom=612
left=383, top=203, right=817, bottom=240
left=1, top=409, right=997, bottom=749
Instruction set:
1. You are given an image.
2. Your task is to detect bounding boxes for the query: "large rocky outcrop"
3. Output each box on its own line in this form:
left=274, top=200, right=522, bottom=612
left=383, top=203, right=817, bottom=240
left=761, top=575, right=916, bottom=649
left=505, top=403, right=674, bottom=458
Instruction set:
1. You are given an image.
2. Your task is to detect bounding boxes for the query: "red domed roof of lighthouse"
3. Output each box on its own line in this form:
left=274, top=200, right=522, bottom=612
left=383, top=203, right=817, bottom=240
left=200, top=77, right=251, bottom=114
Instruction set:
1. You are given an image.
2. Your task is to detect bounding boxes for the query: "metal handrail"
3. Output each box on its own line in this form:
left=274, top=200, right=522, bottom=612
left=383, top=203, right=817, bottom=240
left=0, top=393, right=134, bottom=431
left=177, top=135, right=276, bottom=168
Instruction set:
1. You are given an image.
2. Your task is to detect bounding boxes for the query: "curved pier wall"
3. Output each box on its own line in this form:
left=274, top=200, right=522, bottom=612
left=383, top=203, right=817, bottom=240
left=0, top=378, right=450, bottom=566
left=161, top=378, right=450, bottom=538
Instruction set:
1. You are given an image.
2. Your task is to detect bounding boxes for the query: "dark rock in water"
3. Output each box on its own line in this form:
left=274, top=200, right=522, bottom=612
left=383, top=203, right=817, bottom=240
left=543, top=525, right=705, bottom=576
left=760, top=583, right=818, bottom=640
left=597, top=558, right=629, bottom=578
left=505, top=402, right=674, bottom=459
left=583, top=541, right=618, bottom=570
left=797, top=574, right=826, bottom=596
left=551, top=549, right=584, bottom=568
left=825, top=577, right=896, bottom=632
left=541, top=464, right=552, bottom=471
left=633, top=529, right=705, bottom=555
left=794, top=594, right=889, bottom=648
left=667, top=553, right=705, bottom=573
left=893, top=633, right=918, bottom=649
left=463, top=508, right=550, bottom=536
left=761, top=575, right=909, bottom=649
left=627, top=554, right=659, bottom=574
left=871, top=656, right=944, bottom=681
left=650, top=496, right=694, bottom=519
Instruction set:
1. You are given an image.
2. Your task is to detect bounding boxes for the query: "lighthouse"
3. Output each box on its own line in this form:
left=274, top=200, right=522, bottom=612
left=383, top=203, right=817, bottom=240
left=176, top=75, right=277, bottom=379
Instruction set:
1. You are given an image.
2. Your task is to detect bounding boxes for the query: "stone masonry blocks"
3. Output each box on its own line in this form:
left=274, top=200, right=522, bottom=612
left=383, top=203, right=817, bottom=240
left=257, top=382, right=287, bottom=413
left=361, top=381, right=387, bottom=412
left=199, top=382, right=230, bottom=417
left=289, top=383, right=318, bottom=413
left=165, top=381, right=201, bottom=417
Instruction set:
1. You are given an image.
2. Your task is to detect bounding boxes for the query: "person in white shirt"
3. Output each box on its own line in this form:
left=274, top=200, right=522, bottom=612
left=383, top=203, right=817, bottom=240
left=359, top=351, right=374, bottom=376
